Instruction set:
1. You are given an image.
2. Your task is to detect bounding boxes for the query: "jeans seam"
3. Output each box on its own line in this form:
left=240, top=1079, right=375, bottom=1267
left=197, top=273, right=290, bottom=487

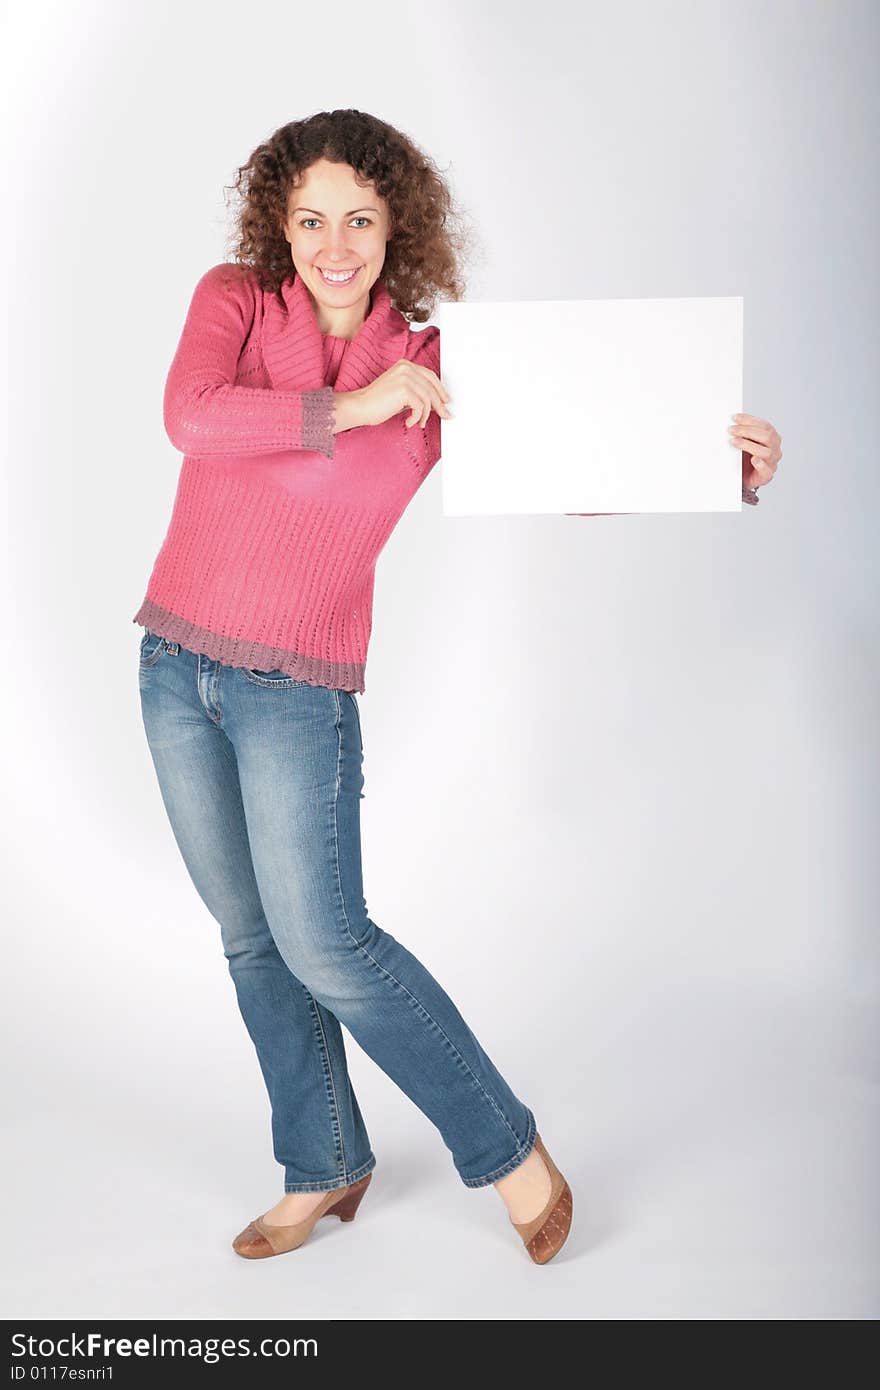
left=306, top=988, right=348, bottom=1180
left=458, top=1108, right=538, bottom=1187
left=282, top=1153, right=376, bottom=1193
left=330, top=690, right=523, bottom=1158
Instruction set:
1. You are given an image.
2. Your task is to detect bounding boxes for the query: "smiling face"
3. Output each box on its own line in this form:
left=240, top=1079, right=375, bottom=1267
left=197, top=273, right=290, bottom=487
left=282, top=158, right=391, bottom=338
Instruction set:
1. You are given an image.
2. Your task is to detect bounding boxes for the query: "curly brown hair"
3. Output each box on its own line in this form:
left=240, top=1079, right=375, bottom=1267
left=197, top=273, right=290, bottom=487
left=222, top=109, right=479, bottom=323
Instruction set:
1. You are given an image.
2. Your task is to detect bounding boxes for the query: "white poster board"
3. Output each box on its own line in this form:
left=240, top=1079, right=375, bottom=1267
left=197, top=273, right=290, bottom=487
left=434, top=294, right=744, bottom=515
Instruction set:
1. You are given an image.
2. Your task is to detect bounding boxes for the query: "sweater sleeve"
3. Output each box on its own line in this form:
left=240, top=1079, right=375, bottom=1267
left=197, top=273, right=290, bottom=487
left=162, top=263, right=336, bottom=460
left=403, top=323, right=442, bottom=475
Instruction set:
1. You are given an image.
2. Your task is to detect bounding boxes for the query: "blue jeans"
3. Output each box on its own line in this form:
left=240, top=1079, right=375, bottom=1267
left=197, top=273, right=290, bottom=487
left=137, top=628, right=537, bottom=1192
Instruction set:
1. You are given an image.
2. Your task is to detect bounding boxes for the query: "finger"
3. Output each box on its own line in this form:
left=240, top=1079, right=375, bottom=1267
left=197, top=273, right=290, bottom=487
left=417, top=385, right=450, bottom=423
left=729, top=422, right=771, bottom=445
left=415, top=364, right=452, bottom=403
left=402, top=365, right=452, bottom=426
left=733, top=413, right=771, bottom=433
left=751, top=455, right=775, bottom=479
left=413, top=385, right=452, bottom=427
left=745, top=452, right=775, bottom=484
left=729, top=433, right=772, bottom=457
left=406, top=388, right=431, bottom=427
left=429, top=384, right=453, bottom=421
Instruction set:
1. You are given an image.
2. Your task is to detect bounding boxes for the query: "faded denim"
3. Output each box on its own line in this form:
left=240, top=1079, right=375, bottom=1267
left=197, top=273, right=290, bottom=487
left=137, top=628, right=537, bottom=1191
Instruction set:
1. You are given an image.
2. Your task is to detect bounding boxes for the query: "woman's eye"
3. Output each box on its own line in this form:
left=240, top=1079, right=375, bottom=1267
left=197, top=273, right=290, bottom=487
left=299, top=217, right=371, bottom=230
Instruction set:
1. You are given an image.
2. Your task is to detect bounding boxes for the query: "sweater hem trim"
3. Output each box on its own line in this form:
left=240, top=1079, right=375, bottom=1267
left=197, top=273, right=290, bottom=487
left=132, top=600, right=366, bottom=694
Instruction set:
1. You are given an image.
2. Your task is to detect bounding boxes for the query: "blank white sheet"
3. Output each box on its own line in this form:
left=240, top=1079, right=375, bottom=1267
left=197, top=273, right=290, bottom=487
left=433, top=294, right=744, bottom=515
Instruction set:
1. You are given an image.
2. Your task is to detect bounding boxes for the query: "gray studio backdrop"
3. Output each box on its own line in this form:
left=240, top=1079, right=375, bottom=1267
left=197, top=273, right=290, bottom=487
left=2, top=0, right=877, bottom=1319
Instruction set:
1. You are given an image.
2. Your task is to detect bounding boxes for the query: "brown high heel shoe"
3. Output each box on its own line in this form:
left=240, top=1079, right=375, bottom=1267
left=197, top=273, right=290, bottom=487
left=232, top=1173, right=372, bottom=1259
left=510, top=1134, right=573, bottom=1264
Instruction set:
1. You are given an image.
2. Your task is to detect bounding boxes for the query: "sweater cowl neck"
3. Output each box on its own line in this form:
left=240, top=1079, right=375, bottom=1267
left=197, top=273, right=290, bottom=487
left=261, top=268, right=411, bottom=395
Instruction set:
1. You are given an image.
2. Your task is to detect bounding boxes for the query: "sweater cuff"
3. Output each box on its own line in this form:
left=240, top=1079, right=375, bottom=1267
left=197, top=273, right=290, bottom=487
left=302, top=387, right=336, bottom=459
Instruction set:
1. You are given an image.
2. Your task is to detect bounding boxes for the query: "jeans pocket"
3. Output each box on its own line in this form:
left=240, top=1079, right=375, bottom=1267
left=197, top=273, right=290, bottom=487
left=241, top=667, right=313, bottom=689
left=139, top=628, right=166, bottom=667
left=345, top=691, right=363, bottom=748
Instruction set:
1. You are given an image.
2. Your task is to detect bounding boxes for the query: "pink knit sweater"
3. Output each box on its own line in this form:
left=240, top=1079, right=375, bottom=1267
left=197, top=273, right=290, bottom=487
left=135, top=263, right=744, bottom=691
left=133, top=262, right=441, bottom=692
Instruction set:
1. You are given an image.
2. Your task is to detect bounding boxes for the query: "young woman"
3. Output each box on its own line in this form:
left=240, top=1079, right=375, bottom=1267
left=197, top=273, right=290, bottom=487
left=133, top=108, right=781, bottom=1267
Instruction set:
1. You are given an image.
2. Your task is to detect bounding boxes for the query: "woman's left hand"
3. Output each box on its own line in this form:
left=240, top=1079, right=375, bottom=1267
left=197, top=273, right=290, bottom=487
left=729, top=413, right=783, bottom=492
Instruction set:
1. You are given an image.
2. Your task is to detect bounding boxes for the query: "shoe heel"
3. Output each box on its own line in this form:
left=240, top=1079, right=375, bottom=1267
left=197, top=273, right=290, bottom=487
left=331, top=1173, right=372, bottom=1222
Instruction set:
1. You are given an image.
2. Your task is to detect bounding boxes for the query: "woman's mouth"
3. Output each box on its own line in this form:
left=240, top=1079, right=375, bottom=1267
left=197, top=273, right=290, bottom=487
left=317, top=266, right=362, bottom=286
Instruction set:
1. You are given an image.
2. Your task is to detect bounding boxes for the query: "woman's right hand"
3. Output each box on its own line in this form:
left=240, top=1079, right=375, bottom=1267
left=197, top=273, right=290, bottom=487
left=335, top=361, right=453, bottom=433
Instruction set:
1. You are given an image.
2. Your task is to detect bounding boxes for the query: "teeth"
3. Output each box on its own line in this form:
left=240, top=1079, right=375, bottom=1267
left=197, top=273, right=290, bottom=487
left=320, top=267, right=359, bottom=282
